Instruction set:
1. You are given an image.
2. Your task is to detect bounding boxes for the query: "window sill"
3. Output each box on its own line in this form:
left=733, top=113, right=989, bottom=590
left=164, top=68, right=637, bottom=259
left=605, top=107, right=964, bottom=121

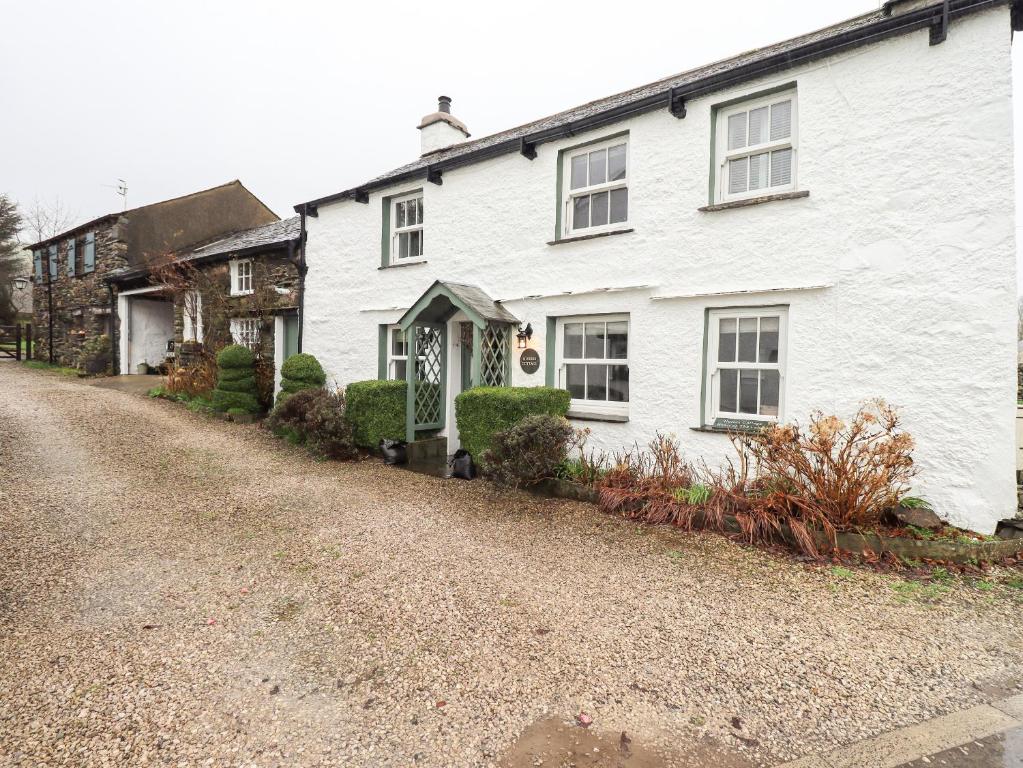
left=379, top=259, right=428, bottom=270
left=690, top=422, right=772, bottom=435
left=548, top=228, right=634, bottom=246
left=567, top=409, right=629, bottom=423
left=698, top=190, right=809, bottom=212
left=230, top=291, right=255, bottom=298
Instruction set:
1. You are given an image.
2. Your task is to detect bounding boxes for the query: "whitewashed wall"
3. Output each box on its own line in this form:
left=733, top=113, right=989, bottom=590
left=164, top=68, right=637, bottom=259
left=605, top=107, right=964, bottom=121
left=304, top=6, right=1017, bottom=533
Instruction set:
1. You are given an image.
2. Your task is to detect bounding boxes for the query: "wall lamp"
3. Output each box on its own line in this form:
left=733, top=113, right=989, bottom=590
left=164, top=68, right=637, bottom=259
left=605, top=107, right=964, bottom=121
left=516, top=322, right=533, bottom=349
left=11, top=276, right=29, bottom=291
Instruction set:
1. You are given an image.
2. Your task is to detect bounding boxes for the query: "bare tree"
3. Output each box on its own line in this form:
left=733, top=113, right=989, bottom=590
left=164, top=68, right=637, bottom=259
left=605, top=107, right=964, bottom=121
left=22, top=196, right=77, bottom=244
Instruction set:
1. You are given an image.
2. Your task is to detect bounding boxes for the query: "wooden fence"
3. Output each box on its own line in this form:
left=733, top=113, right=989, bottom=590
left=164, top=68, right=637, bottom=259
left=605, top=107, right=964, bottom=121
left=0, top=323, right=32, bottom=361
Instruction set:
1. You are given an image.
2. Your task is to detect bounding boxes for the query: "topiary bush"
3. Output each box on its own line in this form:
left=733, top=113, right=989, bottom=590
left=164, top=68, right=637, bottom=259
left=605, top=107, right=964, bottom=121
left=277, top=353, right=326, bottom=404
left=345, top=380, right=407, bottom=449
left=212, top=344, right=261, bottom=414
left=483, top=414, right=577, bottom=488
left=455, top=386, right=571, bottom=463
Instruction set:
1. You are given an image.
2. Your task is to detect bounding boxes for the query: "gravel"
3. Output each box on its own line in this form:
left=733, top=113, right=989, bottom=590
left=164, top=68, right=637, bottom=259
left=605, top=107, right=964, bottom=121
left=1, top=362, right=1022, bottom=767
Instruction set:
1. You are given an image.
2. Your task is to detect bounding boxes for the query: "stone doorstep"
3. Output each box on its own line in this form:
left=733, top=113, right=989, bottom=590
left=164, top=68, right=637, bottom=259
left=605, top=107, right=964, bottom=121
left=775, top=695, right=1023, bottom=768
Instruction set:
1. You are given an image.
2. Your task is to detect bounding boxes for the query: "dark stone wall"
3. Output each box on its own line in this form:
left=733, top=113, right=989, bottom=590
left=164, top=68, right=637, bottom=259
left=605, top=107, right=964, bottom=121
left=31, top=222, right=127, bottom=367
left=174, top=248, right=298, bottom=365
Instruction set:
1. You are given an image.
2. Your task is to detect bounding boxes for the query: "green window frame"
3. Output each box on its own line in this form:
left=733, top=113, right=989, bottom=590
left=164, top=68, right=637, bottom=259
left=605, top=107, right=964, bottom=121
left=380, top=188, right=424, bottom=267
left=553, top=130, right=629, bottom=242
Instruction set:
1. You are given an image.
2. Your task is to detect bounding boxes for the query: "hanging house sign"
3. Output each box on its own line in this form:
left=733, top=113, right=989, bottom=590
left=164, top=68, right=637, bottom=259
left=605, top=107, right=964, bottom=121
left=519, top=348, right=540, bottom=375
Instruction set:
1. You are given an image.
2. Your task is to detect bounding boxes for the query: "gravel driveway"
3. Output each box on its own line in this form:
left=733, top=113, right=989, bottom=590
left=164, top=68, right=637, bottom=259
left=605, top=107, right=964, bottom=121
left=2, top=362, right=1022, bottom=767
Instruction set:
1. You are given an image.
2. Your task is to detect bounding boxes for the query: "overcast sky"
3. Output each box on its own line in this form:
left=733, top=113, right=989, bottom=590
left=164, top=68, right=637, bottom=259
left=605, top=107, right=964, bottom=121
left=3, top=0, right=1021, bottom=283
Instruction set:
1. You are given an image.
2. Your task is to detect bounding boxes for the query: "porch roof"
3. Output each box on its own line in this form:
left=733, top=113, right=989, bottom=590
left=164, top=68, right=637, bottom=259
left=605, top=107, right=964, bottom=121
left=398, top=281, right=518, bottom=331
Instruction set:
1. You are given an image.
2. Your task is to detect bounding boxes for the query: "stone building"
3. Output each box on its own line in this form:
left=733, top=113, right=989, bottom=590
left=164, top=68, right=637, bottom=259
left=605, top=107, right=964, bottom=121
left=28, top=181, right=277, bottom=370
left=108, top=217, right=302, bottom=388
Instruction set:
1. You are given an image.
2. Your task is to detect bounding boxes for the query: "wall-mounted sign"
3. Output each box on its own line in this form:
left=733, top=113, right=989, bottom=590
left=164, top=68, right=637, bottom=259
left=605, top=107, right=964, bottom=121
left=519, top=347, right=541, bottom=375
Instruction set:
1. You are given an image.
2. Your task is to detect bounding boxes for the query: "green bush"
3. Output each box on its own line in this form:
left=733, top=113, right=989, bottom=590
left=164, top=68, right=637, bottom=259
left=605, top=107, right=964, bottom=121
left=217, top=344, right=254, bottom=369
left=213, top=344, right=260, bottom=414
left=211, top=389, right=260, bottom=413
left=455, top=386, right=571, bottom=462
left=217, top=377, right=260, bottom=394
left=277, top=353, right=326, bottom=405
left=483, top=414, right=577, bottom=487
left=345, top=379, right=407, bottom=449
left=265, top=388, right=357, bottom=460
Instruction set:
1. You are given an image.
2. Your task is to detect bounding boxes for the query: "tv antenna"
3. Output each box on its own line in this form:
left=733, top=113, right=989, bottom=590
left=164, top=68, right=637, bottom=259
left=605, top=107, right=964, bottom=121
left=102, top=179, right=128, bottom=210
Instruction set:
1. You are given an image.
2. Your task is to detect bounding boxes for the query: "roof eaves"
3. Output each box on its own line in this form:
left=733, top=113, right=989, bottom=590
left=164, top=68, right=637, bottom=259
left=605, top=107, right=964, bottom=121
left=295, top=0, right=1007, bottom=213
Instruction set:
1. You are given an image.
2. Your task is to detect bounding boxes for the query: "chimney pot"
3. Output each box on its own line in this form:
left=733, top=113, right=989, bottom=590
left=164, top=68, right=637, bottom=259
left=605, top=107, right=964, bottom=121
left=418, top=95, right=469, bottom=155
left=438, top=96, right=451, bottom=114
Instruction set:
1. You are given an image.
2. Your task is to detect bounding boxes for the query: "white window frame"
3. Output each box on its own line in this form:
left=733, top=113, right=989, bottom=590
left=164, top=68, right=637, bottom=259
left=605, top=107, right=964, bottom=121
left=182, top=291, right=203, bottom=343
left=391, top=192, right=424, bottom=264
left=562, top=136, right=630, bottom=238
left=230, top=317, right=260, bottom=351
left=386, top=324, right=408, bottom=380
left=554, top=314, right=630, bottom=417
left=704, top=306, right=788, bottom=425
left=715, top=89, right=797, bottom=204
left=230, top=258, right=254, bottom=296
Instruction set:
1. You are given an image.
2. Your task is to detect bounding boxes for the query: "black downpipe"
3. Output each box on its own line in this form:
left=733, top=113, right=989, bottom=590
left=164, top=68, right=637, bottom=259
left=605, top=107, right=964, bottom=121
left=46, top=256, right=53, bottom=364
left=107, top=283, right=118, bottom=375
left=297, top=208, right=307, bottom=353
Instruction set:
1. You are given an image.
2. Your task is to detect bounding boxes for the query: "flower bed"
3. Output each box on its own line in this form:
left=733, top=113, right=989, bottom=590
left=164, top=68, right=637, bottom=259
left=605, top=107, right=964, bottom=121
left=521, top=401, right=1023, bottom=565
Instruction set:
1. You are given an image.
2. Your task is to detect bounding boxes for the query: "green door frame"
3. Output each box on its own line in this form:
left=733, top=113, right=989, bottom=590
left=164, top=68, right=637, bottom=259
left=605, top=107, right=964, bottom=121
left=405, top=322, right=447, bottom=442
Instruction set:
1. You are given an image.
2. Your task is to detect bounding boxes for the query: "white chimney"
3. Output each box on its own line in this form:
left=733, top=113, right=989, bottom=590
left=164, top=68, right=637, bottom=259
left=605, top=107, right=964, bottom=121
left=418, top=96, right=470, bottom=155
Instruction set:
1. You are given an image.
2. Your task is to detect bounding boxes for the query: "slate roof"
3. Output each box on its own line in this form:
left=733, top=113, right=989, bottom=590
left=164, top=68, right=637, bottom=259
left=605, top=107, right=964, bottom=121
left=399, top=280, right=520, bottom=328
left=443, top=282, right=520, bottom=325
left=299, top=0, right=999, bottom=210
left=185, top=216, right=301, bottom=261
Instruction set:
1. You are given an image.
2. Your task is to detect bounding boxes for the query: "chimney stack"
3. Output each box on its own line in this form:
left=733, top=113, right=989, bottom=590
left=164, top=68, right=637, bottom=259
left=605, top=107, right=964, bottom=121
left=418, top=95, right=470, bottom=155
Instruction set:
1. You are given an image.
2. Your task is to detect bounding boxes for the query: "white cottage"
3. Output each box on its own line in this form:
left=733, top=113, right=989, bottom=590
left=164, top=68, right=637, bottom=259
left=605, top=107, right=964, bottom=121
left=299, top=0, right=1019, bottom=534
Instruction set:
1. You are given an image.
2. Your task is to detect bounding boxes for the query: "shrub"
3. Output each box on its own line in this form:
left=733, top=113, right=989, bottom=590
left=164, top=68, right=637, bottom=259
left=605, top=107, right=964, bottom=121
left=594, top=400, right=919, bottom=558
left=345, top=379, right=407, bottom=449
left=265, top=388, right=356, bottom=460
left=276, top=353, right=326, bottom=405
left=165, top=350, right=218, bottom=399
left=483, top=414, right=578, bottom=487
left=266, top=387, right=321, bottom=441
left=212, top=344, right=261, bottom=414
left=454, top=386, right=571, bottom=462
left=217, top=344, right=254, bottom=369
left=723, top=399, right=918, bottom=553
left=306, top=389, right=358, bottom=460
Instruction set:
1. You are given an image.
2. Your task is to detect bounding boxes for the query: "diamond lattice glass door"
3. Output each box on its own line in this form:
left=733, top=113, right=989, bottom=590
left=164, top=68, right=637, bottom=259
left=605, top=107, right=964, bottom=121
left=480, top=323, right=510, bottom=387
left=412, top=323, right=445, bottom=430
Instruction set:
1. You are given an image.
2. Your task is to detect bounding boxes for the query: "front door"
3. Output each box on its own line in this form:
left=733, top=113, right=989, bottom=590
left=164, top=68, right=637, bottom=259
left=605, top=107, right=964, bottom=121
left=283, top=314, right=299, bottom=359
left=406, top=322, right=446, bottom=441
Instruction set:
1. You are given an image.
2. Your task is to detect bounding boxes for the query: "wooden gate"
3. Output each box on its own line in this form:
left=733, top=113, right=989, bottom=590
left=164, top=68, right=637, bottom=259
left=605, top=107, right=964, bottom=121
left=0, top=324, right=30, bottom=361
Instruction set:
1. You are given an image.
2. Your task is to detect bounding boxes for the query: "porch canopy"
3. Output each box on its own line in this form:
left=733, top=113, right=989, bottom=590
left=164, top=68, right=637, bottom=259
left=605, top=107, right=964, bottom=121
left=397, top=281, right=519, bottom=441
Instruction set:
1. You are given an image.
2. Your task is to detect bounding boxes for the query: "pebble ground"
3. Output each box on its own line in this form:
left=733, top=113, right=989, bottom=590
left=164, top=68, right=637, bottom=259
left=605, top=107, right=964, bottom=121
left=2, top=362, right=1022, bottom=767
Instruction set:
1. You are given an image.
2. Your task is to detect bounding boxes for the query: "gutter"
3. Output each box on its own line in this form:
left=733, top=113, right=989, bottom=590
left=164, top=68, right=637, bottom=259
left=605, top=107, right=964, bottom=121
left=295, top=0, right=1012, bottom=213
left=296, top=206, right=308, bottom=353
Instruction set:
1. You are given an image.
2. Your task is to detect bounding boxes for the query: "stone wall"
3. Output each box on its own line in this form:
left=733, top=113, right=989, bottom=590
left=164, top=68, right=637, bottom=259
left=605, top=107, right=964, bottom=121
left=174, top=248, right=298, bottom=366
left=32, top=221, right=128, bottom=367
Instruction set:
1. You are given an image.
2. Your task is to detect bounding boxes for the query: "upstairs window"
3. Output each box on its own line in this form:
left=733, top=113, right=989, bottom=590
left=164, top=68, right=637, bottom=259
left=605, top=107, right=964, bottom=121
left=705, top=307, right=787, bottom=425
left=392, top=193, right=424, bottom=262
left=563, top=138, right=629, bottom=236
left=555, top=314, right=629, bottom=417
left=716, top=91, right=796, bottom=202
left=230, top=258, right=253, bottom=296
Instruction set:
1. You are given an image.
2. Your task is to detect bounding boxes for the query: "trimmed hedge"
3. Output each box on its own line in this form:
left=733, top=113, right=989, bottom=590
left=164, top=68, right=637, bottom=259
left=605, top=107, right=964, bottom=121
left=213, top=344, right=261, bottom=414
left=346, top=379, right=407, bottom=449
left=217, top=344, right=254, bottom=369
left=454, top=386, right=571, bottom=462
left=277, top=353, right=326, bottom=405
